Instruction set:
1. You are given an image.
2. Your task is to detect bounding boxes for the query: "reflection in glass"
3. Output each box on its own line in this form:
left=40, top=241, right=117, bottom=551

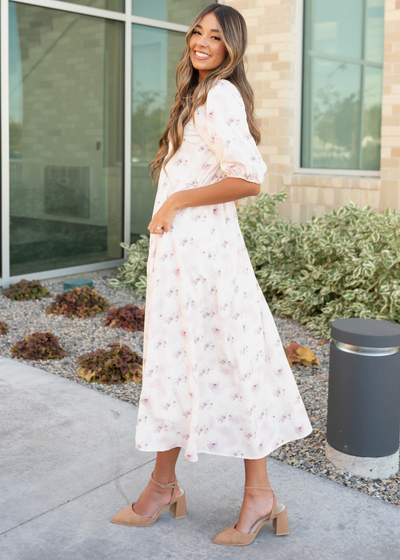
left=9, top=2, right=124, bottom=275
left=131, top=25, right=184, bottom=243
left=302, top=0, right=384, bottom=170
left=133, top=0, right=209, bottom=25
left=313, top=0, right=363, bottom=60
left=303, top=59, right=361, bottom=169
left=362, top=67, right=382, bottom=170
left=365, top=0, right=385, bottom=63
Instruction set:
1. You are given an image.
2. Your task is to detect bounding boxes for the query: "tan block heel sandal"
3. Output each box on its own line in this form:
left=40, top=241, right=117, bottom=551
left=213, top=485, right=289, bottom=546
left=110, top=472, right=187, bottom=527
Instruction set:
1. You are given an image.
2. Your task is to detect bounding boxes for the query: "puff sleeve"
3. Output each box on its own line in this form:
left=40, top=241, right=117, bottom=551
left=204, top=80, right=267, bottom=184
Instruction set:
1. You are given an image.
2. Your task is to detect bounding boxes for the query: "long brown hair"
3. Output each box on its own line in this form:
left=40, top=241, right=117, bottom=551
left=149, top=3, right=261, bottom=185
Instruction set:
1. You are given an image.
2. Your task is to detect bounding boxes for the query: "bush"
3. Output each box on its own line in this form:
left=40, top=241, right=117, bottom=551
left=77, top=343, right=143, bottom=385
left=108, top=235, right=149, bottom=297
left=103, top=304, right=145, bottom=332
left=239, top=190, right=400, bottom=339
left=0, top=321, right=9, bottom=335
left=3, top=279, right=51, bottom=301
left=46, top=285, right=110, bottom=318
left=11, top=332, right=67, bottom=361
left=108, top=191, right=400, bottom=340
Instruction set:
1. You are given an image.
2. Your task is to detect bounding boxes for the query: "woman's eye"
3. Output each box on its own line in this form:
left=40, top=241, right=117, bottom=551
left=212, top=36, right=221, bottom=41
left=192, top=30, right=201, bottom=35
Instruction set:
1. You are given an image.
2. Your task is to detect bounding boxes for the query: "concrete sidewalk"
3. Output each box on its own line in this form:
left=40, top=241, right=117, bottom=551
left=0, top=356, right=399, bottom=560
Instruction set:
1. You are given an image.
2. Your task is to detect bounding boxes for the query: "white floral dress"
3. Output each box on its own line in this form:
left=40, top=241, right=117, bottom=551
left=135, top=79, right=313, bottom=461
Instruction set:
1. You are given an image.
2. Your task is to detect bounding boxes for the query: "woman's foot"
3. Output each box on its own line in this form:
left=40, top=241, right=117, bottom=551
left=235, top=489, right=274, bottom=533
left=132, top=477, right=180, bottom=518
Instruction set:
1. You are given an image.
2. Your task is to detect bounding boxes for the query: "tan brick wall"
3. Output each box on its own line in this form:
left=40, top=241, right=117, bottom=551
left=380, top=0, right=400, bottom=210
left=224, top=0, right=398, bottom=222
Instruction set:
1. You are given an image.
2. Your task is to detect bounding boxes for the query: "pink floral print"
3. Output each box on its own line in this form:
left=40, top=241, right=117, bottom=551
left=135, top=79, right=313, bottom=462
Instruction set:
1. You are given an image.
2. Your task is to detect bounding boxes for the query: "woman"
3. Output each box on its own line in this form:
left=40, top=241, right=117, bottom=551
left=111, top=3, right=313, bottom=546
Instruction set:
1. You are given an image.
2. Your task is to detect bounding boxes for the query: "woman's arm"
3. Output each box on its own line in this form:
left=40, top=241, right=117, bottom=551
left=148, top=178, right=259, bottom=234
left=170, top=177, right=260, bottom=210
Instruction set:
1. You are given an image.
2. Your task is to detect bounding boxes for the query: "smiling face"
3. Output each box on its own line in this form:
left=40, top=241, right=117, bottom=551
left=189, top=11, right=228, bottom=82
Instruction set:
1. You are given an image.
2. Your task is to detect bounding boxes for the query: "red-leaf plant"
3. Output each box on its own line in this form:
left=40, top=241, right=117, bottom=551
left=11, top=332, right=67, bottom=361
left=103, top=304, right=145, bottom=332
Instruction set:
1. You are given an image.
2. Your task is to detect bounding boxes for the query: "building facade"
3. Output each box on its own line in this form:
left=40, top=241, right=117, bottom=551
left=0, top=0, right=397, bottom=286
left=226, top=0, right=398, bottom=223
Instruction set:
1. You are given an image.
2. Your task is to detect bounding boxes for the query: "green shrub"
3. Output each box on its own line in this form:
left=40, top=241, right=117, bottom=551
left=108, top=236, right=149, bottom=297
left=0, top=321, right=9, bottom=335
left=3, top=279, right=51, bottom=301
left=77, top=343, right=143, bottom=385
left=46, top=285, right=110, bottom=318
left=103, top=304, right=145, bottom=332
left=239, top=190, right=400, bottom=339
left=108, top=191, right=400, bottom=340
left=11, top=332, right=67, bottom=360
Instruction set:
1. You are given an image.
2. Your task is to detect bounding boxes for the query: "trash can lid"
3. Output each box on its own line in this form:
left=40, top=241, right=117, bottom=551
left=331, top=318, right=400, bottom=348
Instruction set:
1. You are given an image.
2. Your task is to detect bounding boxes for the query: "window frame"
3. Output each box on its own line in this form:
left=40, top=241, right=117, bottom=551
left=294, top=0, right=381, bottom=178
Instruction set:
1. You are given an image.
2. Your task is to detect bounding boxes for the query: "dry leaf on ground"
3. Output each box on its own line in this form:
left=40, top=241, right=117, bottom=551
left=284, top=342, right=320, bottom=367
left=284, top=342, right=301, bottom=367
left=297, top=345, right=320, bottom=366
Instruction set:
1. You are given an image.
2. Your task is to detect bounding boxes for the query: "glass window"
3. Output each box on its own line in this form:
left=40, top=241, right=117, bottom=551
left=362, top=66, right=383, bottom=169
left=9, top=2, right=124, bottom=276
left=365, top=0, right=385, bottom=63
left=301, top=0, right=384, bottom=170
left=130, top=25, right=184, bottom=243
left=312, top=0, right=363, bottom=60
left=133, top=0, right=210, bottom=26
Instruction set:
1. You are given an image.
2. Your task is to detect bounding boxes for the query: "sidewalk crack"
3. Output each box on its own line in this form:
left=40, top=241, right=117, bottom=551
left=0, top=458, right=156, bottom=537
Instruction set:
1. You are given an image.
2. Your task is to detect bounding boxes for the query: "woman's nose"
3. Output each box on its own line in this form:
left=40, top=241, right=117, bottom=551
left=196, top=36, right=209, bottom=49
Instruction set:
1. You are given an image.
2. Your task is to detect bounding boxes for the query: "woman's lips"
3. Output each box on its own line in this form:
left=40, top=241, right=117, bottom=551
left=193, top=50, right=211, bottom=61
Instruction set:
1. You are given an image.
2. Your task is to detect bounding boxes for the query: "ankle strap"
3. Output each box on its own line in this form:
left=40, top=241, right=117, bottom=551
left=151, top=472, right=178, bottom=489
left=244, top=486, right=272, bottom=490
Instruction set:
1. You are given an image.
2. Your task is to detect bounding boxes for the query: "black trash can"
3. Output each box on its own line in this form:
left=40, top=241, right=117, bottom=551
left=326, top=318, right=400, bottom=479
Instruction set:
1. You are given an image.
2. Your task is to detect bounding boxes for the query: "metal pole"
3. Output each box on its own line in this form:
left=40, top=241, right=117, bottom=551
left=1, top=0, right=10, bottom=288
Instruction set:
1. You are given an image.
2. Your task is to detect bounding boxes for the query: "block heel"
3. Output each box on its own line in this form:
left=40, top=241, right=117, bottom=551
left=170, top=491, right=187, bottom=519
left=273, top=507, right=290, bottom=535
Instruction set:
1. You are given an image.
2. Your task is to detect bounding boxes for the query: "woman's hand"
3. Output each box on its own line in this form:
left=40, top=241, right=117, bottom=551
left=148, top=195, right=179, bottom=235
left=148, top=184, right=243, bottom=235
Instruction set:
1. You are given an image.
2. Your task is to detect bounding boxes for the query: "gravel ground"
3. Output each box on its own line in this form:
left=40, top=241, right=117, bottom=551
left=0, top=272, right=398, bottom=507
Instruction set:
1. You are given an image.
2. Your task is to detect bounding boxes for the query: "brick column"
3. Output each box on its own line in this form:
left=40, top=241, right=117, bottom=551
left=223, top=0, right=298, bottom=219
left=380, top=0, right=400, bottom=211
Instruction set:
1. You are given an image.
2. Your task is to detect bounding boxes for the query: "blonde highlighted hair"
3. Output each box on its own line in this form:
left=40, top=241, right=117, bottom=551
left=149, top=3, right=261, bottom=185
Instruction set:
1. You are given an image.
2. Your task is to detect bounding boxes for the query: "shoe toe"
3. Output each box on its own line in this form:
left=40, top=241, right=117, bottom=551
left=110, top=503, right=158, bottom=527
left=214, top=525, right=254, bottom=546
left=213, top=525, right=236, bottom=545
left=110, top=504, right=135, bottom=525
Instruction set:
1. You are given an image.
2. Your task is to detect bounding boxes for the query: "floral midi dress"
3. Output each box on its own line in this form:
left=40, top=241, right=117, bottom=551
left=135, top=79, right=313, bottom=462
